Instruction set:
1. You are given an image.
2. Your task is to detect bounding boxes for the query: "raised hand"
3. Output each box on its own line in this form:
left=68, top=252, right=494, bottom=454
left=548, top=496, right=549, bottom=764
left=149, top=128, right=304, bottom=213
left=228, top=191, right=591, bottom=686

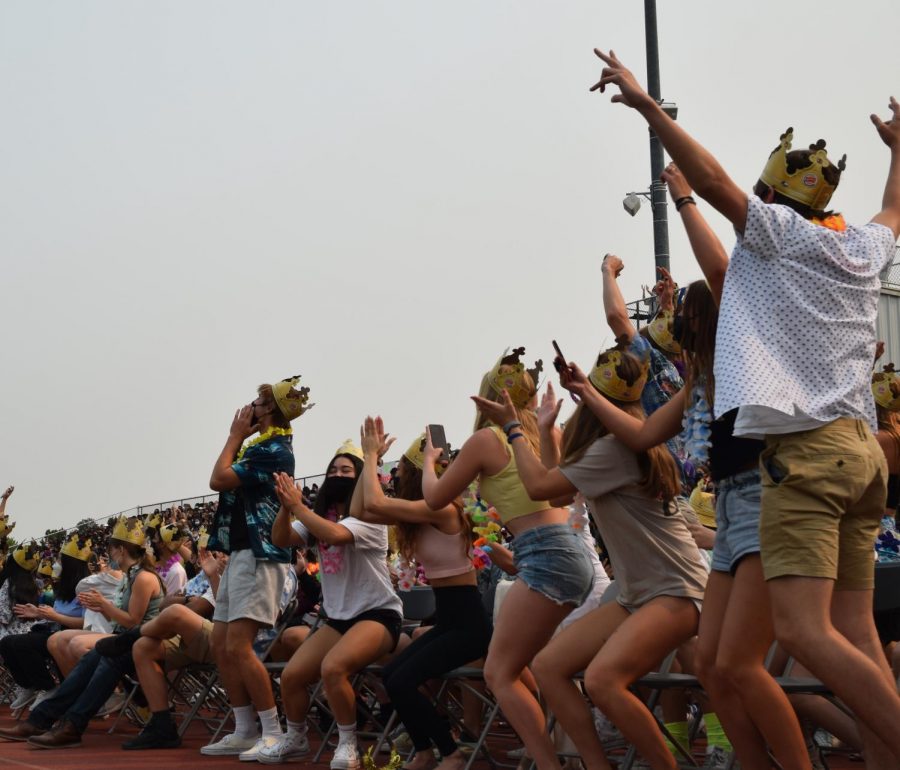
left=654, top=266, right=677, bottom=310
left=1, top=486, right=13, bottom=499
left=229, top=405, right=256, bottom=442
left=602, top=253, right=624, bottom=278
left=536, top=383, right=564, bottom=432
left=559, top=362, right=591, bottom=400
left=872, top=96, right=900, bottom=149
left=273, top=472, right=304, bottom=512
left=590, top=49, right=654, bottom=111
left=471, top=388, right=518, bottom=428
left=661, top=162, right=692, bottom=200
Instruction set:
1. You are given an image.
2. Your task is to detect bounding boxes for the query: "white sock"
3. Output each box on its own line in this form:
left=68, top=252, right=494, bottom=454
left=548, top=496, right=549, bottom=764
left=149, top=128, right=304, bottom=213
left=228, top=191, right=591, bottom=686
left=286, top=719, right=308, bottom=740
left=258, top=706, right=283, bottom=737
left=337, top=722, right=357, bottom=746
left=233, top=704, right=257, bottom=738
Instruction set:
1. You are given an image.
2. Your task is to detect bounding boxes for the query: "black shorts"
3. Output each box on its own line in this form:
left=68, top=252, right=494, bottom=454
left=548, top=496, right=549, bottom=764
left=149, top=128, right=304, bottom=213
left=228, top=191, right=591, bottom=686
left=325, top=608, right=403, bottom=650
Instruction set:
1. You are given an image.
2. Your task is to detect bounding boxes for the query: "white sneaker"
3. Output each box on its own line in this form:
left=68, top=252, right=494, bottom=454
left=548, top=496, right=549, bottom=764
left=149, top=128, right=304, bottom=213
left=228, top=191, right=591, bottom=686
left=30, top=688, right=57, bottom=711
left=702, top=746, right=734, bottom=770
left=257, top=733, right=310, bottom=764
left=10, top=688, right=36, bottom=710
left=330, top=741, right=361, bottom=770
left=241, top=735, right=284, bottom=762
left=201, top=732, right=261, bottom=756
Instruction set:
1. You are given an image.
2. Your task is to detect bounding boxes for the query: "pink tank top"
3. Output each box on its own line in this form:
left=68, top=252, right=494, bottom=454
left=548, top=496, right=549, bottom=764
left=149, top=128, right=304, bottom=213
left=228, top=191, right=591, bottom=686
left=414, top=524, right=474, bottom=580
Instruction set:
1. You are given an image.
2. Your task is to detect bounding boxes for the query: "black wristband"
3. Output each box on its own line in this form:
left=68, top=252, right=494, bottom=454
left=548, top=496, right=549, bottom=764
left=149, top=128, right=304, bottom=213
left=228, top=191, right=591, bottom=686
left=507, top=432, right=525, bottom=443
left=675, top=195, right=697, bottom=212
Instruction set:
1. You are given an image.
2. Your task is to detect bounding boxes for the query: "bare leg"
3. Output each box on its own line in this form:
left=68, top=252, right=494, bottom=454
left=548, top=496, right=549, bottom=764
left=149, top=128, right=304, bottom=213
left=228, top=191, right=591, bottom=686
left=225, top=618, right=277, bottom=711
left=584, top=597, right=699, bottom=770
left=280, top=625, right=341, bottom=721
left=769, top=576, right=900, bottom=764
left=716, top=556, right=809, bottom=770
left=484, top=580, right=573, bottom=770
left=211, top=620, right=249, bottom=708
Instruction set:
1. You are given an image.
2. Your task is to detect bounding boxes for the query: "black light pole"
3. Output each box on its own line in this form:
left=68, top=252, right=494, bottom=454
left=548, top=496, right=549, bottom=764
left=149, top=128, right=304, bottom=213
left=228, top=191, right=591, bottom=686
left=644, top=0, right=670, bottom=275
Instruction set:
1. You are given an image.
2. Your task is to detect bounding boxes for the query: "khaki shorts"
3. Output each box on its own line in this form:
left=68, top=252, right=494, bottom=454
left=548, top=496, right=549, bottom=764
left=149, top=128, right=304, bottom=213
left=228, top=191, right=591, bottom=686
left=212, top=549, right=289, bottom=626
left=759, top=418, right=887, bottom=589
left=163, top=619, right=214, bottom=669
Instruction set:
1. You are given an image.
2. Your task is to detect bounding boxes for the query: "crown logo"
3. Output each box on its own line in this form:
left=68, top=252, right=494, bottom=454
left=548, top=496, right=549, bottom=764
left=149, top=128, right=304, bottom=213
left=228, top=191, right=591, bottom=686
left=760, top=127, right=846, bottom=211
left=273, top=376, right=314, bottom=422
left=13, top=541, right=40, bottom=572
left=61, top=533, right=93, bottom=562
left=112, top=516, right=148, bottom=547
left=873, top=364, right=900, bottom=411
left=588, top=344, right=649, bottom=403
left=488, top=347, right=542, bottom=408
left=647, top=310, right=681, bottom=355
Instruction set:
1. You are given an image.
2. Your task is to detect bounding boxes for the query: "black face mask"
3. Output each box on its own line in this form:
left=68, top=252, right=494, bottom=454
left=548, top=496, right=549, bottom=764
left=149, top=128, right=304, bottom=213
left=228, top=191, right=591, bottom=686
left=317, top=475, right=356, bottom=508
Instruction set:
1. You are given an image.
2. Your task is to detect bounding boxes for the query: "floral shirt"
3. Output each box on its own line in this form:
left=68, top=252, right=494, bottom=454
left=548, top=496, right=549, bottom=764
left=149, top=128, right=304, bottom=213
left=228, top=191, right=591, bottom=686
left=0, top=582, right=36, bottom=640
left=208, top=434, right=294, bottom=563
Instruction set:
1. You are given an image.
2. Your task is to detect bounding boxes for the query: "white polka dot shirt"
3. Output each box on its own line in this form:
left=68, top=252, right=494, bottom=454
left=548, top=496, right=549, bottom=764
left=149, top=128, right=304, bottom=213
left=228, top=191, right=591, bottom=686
left=713, top=195, right=897, bottom=435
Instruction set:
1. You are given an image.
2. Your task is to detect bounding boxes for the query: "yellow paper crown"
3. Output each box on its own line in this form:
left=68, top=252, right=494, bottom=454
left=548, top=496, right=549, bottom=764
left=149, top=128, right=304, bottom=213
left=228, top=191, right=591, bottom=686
left=13, top=541, right=40, bottom=572
left=38, top=558, right=54, bottom=577
left=488, top=347, right=543, bottom=408
left=334, top=439, right=364, bottom=461
left=143, top=512, right=162, bottom=530
left=588, top=345, right=649, bottom=403
left=647, top=310, right=681, bottom=355
left=403, top=434, right=448, bottom=476
left=112, top=516, right=148, bottom=547
left=0, top=515, right=14, bottom=539
left=759, top=127, right=846, bottom=211
left=689, top=483, right=717, bottom=529
left=159, top=523, right=188, bottom=549
left=873, top=364, right=900, bottom=411
left=61, top=534, right=93, bottom=562
left=272, top=375, right=314, bottom=422
left=198, top=526, right=210, bottom=550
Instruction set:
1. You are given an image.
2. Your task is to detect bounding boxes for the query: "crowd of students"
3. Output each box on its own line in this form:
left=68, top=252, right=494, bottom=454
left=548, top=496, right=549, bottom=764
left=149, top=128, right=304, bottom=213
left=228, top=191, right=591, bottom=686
left=1, top=47, right=900, bottom=770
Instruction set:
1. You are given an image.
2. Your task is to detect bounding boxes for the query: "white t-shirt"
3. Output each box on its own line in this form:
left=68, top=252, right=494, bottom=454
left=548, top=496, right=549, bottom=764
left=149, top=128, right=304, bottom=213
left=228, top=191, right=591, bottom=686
left=162, top=561, right=187, bottom=596
left=292, top=517, right=401, bottom=620
left=714, top=195, right=896, bottom=436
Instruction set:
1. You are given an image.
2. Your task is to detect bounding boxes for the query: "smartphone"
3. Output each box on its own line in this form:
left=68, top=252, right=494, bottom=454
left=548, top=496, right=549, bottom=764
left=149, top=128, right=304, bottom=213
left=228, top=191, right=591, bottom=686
left=427, top=424, right=451, bottom=462
left=552, top=340, right=567, bottom=372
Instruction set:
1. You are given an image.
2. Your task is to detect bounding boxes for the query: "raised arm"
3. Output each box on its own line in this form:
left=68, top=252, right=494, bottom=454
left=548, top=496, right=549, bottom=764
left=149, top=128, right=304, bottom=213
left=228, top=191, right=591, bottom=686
left=601, top=254, right=636, bottom=341
left=274, top=472, right=354, bottom=546
left=0, top=486, right=13, bottom=515
left=661, top=163, right=729, bottom=304
left=422, top=428, right=488, bottom=510
left=871, top=96, right=900, bottom=239
left=592, top=49, right=748, bottom=233
left=560, top=362, right=685, bottom=452
left=209, top=407, right=253, bottom=492
left=471, top=390, right=576, bottom=501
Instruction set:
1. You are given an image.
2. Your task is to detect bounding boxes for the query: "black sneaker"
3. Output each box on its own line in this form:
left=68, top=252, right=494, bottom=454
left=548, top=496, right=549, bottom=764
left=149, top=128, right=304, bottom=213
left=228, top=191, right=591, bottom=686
left=95, top=627, right=142, bottom=658
left=122, top=717, right=181, bottom=750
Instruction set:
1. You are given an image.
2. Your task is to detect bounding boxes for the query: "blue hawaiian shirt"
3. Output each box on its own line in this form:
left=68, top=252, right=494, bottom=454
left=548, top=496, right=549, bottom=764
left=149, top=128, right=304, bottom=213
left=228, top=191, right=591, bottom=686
left=628, top=334, right=690, bottom=487
left=208, top=435, right=294, bottom=563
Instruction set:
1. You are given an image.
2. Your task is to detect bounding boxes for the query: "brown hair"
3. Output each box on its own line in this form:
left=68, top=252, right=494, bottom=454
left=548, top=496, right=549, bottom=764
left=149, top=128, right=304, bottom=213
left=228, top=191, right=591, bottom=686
left=680, top=280, right=719, bottom=408
left=392, top=456, right=472, bottom=563
left=256, top=383, right=291, bottom=429
left=110, top=538, right=156, bottom=572
left=560, top=350, right=681, bottom=503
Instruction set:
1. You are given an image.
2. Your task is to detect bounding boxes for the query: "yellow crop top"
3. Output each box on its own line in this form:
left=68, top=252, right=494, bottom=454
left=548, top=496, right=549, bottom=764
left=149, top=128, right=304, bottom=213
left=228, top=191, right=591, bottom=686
left=478, top=426, right=552, bottom=525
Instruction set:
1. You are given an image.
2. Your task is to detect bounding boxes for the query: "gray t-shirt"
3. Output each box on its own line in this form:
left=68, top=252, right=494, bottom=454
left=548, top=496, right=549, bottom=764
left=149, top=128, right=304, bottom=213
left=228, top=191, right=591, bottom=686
left=559, top=435, right=708, bottom=610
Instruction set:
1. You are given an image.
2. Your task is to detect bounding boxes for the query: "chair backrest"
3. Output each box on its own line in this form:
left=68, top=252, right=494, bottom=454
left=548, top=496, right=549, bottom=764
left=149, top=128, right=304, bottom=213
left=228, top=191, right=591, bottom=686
left=400, top=585, right=436, bottom=621
left=874, top=562, right=900, bottom=613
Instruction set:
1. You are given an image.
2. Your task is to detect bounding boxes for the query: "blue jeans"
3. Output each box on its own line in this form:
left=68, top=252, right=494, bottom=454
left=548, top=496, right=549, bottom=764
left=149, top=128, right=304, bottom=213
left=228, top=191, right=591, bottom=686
left=29, top=648, right=134, bottom=733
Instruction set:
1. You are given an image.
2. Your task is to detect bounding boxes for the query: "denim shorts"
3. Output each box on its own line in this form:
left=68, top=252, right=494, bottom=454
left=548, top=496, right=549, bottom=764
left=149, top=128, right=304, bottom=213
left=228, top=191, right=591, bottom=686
left=512, top=524, right=594, bottom=606
left=711, top=468, right=762, bottom=574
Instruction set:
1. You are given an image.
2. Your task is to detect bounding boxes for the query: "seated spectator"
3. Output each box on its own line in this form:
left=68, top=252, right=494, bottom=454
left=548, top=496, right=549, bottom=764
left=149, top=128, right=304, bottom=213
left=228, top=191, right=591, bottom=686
left=0, top=535, right=91, bottom=714
left=0, top=517, right=163, bottom=748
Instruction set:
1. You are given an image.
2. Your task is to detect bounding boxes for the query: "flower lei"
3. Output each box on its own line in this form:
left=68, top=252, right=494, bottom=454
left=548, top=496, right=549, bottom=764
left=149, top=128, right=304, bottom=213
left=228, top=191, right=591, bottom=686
left=389, top=554, right=428, bottom=591
left=810, top=214, right=847, bottom=232
left=681, top=378, right=712, bottom=478
left=235, top=426, right=293, bottom=463
left=157, top=553, right=181, bottom=578
left=464, top=487, right=502, bottom=570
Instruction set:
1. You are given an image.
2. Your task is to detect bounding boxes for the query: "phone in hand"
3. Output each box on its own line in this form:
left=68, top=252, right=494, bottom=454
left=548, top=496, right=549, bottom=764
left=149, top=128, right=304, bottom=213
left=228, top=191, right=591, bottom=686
left=552, top=340, right=567, bottom=372
left=427, top=424, right=451, bottom=462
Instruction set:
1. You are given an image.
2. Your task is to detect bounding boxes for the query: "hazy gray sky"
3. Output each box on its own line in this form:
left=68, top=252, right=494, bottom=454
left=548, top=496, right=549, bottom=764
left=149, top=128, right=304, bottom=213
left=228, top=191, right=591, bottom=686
left=3, top=1, right=898, bottom=539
